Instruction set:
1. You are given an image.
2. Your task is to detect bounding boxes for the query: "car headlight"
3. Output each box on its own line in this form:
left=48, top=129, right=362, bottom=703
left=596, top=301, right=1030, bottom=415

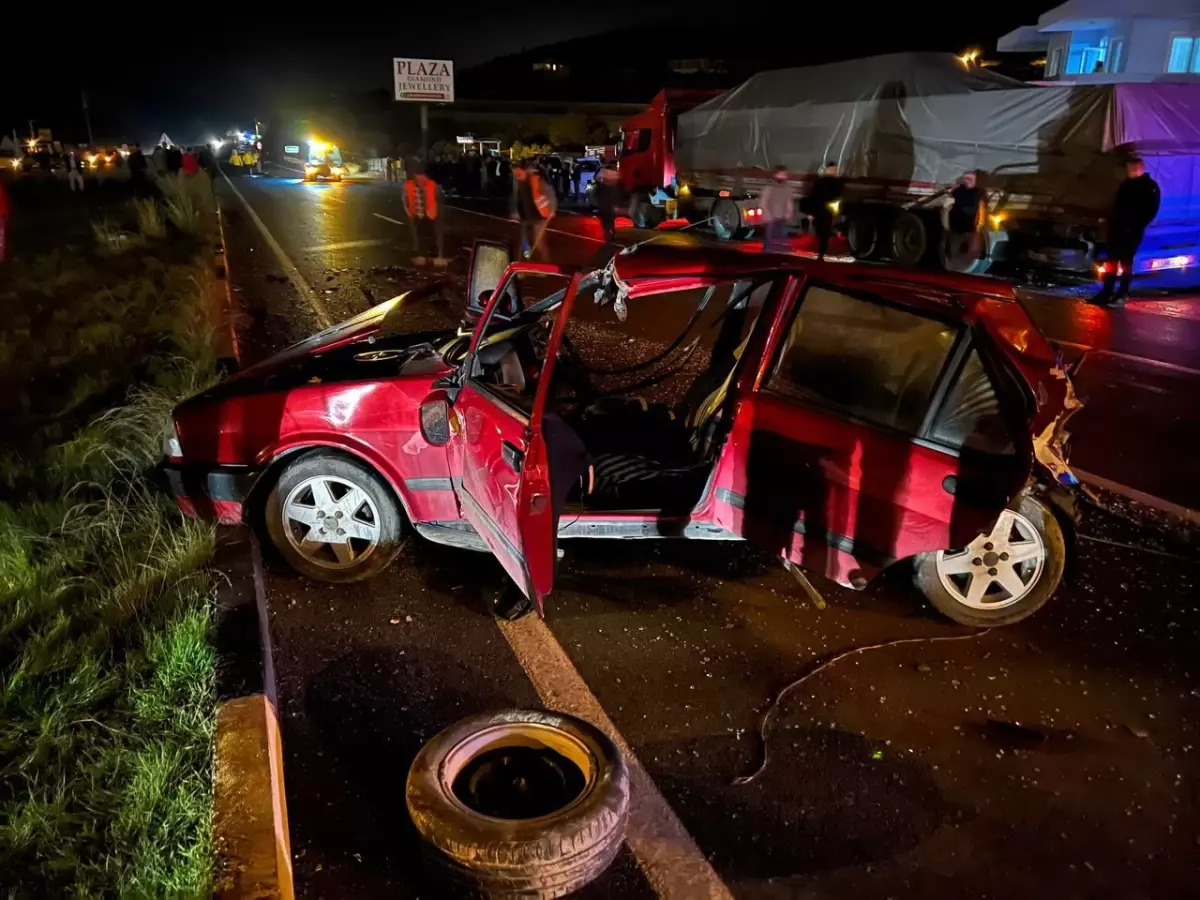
left=304, top=164, right=318, bottom=174
left=164, top=421, right=182, bottom=459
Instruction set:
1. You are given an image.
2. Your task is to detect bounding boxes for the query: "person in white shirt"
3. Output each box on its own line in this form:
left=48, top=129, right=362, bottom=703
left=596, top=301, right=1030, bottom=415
left=760, top=166, right=794, bottom=253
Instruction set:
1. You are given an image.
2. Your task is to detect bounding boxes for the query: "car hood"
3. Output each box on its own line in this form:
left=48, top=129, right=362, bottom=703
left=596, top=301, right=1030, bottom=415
left=189, top=289, right=460, bottom=403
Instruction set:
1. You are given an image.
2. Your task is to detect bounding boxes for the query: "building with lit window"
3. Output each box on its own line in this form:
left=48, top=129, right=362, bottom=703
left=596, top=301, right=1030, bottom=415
left=998, top=0, right=1200, bottom=80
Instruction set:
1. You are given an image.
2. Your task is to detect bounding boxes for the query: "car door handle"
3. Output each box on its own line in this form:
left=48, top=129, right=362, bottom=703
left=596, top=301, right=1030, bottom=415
left=502, top=441, right=525, bottom=472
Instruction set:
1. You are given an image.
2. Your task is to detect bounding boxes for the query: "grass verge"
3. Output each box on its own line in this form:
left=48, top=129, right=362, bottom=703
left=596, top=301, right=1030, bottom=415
left=0, top=173, right=222, bottom=896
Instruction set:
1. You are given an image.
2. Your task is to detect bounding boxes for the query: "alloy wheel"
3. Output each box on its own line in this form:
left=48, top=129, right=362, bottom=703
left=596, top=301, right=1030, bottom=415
left=934, top=509, right=1046, bottom=611
left=281, top=474, right=381, bottom=569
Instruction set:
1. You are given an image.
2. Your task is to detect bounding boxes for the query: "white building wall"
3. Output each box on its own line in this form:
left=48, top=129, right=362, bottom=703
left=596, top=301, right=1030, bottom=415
left=1127, top=17, right=1196, bottom=74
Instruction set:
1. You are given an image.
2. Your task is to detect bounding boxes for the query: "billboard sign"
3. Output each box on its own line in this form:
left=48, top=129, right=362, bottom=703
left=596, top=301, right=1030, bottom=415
left=394, top=58, right=454, bottom=103
left=284, top=145, right=300, bottom=154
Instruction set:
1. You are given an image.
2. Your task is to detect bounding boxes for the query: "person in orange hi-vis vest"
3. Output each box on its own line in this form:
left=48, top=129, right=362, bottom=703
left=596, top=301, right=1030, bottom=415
left=404, top=160, right=447, bottom=267
left=510, top=158, right=556, bottom=260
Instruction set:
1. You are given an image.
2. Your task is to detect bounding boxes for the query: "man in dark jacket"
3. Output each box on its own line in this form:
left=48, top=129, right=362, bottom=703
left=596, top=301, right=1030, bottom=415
left=808, top=161, right=843, bottom=261
left=1092, top=158, right=1161, bottom=308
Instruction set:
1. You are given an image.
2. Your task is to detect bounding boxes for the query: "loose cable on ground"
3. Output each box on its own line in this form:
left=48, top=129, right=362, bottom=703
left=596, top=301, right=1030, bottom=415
left=733, top=630, right=988, bottom=786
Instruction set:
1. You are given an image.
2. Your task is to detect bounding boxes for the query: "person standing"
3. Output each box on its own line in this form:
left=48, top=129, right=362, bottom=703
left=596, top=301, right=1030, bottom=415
left=404, top=161, right=447, bottom=267
left=167, top=143, right=183, bottom=174
left=944, top=170, right=984, bottom=258
left=571, top=160, right=582, bottom=200
left=197, top=143, right=216, bottom=178
left=1092, top=157, right=1161, bottom=308
left=593, top=164, right=619, bottom=245
left=128, top=143, right=148, bottom=193
left=152, top=142, right=166, bottom=175
left=511, top=159, right=557, bottom=260
left=65, top=150, right=85, bottom=192
left=760, top=166, right=795, bottom=253
left=182, top=147, right=200, bottom=175
left=808, top=160, right=843, bottom=261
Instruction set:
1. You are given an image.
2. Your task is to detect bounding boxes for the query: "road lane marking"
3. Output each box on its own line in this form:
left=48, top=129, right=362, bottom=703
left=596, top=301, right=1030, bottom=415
left=374, top=204, right=607, bottom=244
left=1072, top=467, right=1200, bottom=526
left=449, top=204, right=607, bottom=242
left=1052, top=338, right=1200, bottom=377
left=497, top=615, right=734, bottom=900
left=300, top=238, right=391, bottom=253
left=220, top=171, right=333, bottom=328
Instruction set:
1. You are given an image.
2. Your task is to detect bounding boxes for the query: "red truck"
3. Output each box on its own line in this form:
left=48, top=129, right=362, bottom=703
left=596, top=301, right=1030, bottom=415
left=617, top=88, right=721, bottom=228
left=619, top=53, right=1200, bottom=280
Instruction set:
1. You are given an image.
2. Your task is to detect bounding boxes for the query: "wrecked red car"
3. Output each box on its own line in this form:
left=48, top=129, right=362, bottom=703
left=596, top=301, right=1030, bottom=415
left=164, top=240, right=1081, bottom=626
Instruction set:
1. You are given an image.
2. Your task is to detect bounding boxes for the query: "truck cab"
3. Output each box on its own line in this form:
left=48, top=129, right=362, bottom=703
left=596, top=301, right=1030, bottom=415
left=619, top=89, right=720, bottom=227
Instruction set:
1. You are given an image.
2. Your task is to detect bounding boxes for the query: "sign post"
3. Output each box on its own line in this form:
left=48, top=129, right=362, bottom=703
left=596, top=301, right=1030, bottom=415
left=394, top=58, right=454, bottom=163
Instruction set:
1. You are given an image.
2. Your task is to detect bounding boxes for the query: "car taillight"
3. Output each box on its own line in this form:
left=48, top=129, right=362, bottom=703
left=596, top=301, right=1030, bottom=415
left=1147, top=254, right=1194, bottom=271
left=164, top=421, right=182, bottom=460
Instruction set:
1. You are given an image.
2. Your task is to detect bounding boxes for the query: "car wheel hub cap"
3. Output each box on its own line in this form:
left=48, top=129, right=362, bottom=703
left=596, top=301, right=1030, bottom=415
left=934, top=509, right=1046, bottom=611
left=282, top=474, right=381, bottom=569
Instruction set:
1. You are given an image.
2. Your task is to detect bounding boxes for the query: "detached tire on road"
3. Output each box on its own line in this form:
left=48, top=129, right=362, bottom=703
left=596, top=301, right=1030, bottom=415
left=407, top=710, right=630, bottom=899
left=913, top=493, right=1066, bottom=627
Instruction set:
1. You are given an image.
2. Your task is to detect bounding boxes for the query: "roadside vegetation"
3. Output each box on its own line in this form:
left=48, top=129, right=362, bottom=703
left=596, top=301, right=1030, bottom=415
left=0, top=173, right=222, bottom=895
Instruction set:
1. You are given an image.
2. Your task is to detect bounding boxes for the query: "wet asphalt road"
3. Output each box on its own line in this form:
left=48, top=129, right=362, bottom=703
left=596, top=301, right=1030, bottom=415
left=217, top=170, right=1200, bottom=899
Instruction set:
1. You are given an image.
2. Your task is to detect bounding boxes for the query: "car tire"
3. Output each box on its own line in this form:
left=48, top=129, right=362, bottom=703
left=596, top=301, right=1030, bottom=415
left=264, top=451, right=405, bottom=583
left=407, top=710, right=630, bottom=900
left=913, top=493, right=1066, bottom=627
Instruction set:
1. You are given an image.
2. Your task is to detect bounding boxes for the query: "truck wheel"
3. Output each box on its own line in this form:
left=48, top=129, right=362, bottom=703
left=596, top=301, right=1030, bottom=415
left=408, top=710, right=630, bottom=899
left=846, top=213, right=880, bottom=259
left=891, top=210, right=934, bottom=266
left=265, top=451, right=405, bottom=583
left=940, top=231, right=992, bottom=274
left=712, top=197, right=743, bottom=241
left=913, top=494, right=1065, bottom=627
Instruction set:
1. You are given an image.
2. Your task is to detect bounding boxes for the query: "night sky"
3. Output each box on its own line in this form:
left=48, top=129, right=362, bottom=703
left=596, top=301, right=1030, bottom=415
left=3, top=3, right=1054, bottom=146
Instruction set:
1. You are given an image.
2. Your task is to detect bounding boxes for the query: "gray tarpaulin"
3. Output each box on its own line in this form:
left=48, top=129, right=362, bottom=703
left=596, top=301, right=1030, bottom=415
left=677, top=53, right=1200, bottom=221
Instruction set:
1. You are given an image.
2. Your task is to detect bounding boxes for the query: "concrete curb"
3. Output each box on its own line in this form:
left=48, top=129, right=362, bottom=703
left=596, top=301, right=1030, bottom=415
left=207, top=190, right=294, bottom=899
left=212, top=531, right=293, bottom=899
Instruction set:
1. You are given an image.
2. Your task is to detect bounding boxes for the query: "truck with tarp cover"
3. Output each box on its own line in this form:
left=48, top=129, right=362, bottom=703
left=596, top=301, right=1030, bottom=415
left=622, top=53, right=1200, bottom=278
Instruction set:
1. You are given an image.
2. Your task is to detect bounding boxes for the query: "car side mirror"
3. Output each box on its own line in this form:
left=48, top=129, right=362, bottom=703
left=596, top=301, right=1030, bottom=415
left=419, top=390, right=456, bottom=446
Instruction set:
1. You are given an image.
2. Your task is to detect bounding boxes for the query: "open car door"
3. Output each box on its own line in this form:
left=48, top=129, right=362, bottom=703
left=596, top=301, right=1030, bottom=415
left=452, top=269, right=581, bottom=613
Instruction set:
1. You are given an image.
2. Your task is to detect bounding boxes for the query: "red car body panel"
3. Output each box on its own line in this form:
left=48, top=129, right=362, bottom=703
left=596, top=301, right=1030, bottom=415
left=166, top=245, right=1078, bottom=608
left=453, top=275, right=581, bottom=610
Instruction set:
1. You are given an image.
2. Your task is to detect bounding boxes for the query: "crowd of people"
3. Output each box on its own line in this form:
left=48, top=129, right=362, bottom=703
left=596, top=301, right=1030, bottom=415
left=387, top=150, right=602, bottom=205
left=47, top=141, right=221, bottom=194
left=394, top=151, right=624, bottom=265
left=384, top=144, right=1163, bottom=313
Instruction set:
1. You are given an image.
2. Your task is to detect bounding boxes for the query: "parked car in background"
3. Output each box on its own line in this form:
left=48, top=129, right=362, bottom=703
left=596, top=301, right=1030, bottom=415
left=164, top=240, right=1082, bottom=628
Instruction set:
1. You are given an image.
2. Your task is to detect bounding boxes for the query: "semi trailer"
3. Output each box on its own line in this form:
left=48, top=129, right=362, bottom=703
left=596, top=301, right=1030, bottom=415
left=619, top=53, right=1200, bottom=278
